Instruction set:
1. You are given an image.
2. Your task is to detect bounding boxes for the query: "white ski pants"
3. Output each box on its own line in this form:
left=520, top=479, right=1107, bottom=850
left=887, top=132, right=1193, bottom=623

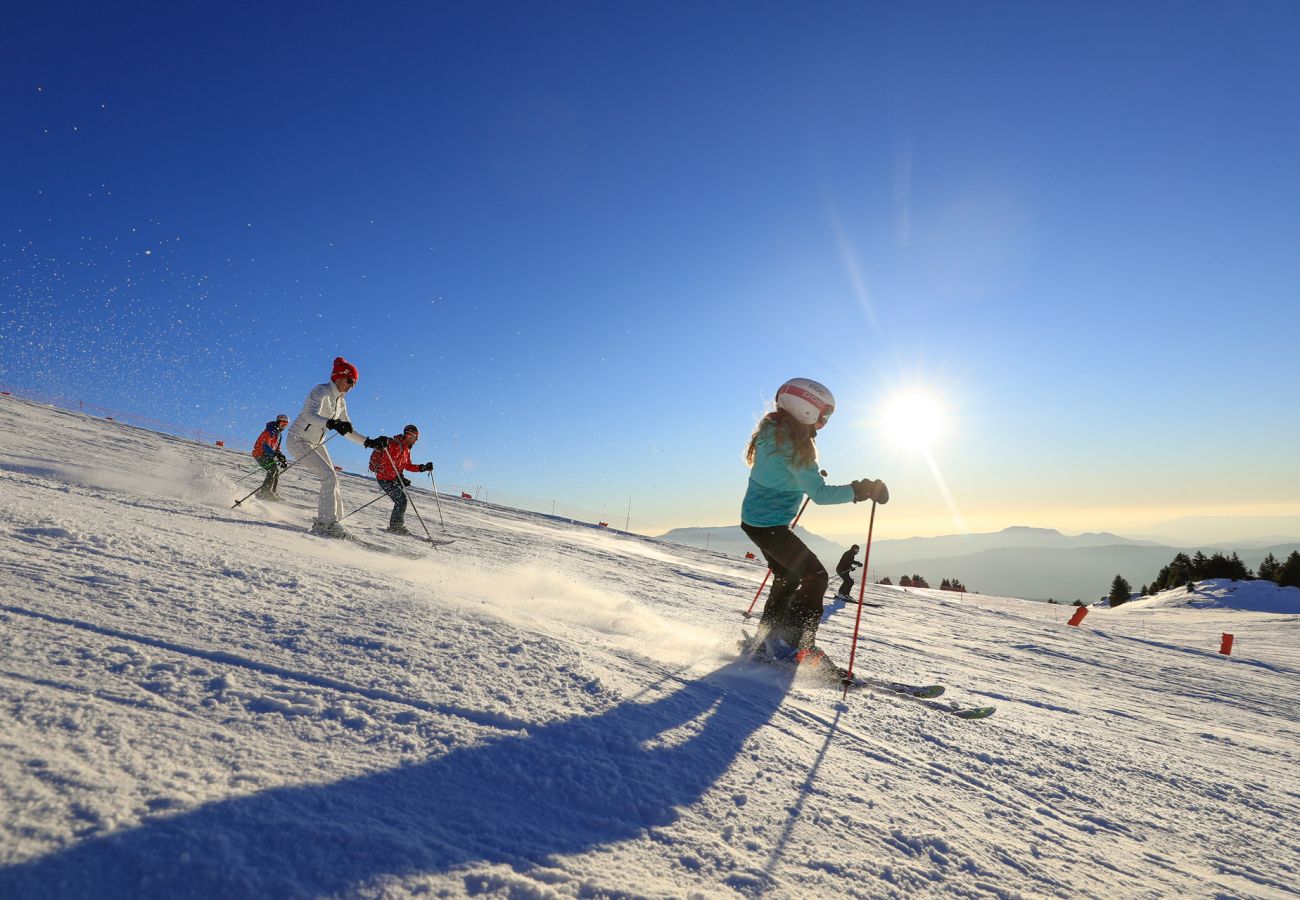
left=286, top=432, right=342, bottom=525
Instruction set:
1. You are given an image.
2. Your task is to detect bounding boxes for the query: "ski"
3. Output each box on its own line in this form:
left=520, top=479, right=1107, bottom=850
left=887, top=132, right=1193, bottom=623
left=736, top=633, right=992, bottom=718
left=860, top=679, right=946, bottom=699
left=376, top=529, right=454, bottom=547
left=736, top=633, right=863, bottom=690
left=859, top=681, right=995, bottom=720
left=739, top=654, right=862, bottom=690
left=828, top=594, right=884, bottom=608
left=307, top=528, right=425, bottom=559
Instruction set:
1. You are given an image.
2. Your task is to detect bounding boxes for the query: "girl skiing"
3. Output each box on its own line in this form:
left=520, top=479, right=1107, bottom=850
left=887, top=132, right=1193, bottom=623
left=286, top=356, right=388, bottom=539
left=741, top=378, right=889, bottom=674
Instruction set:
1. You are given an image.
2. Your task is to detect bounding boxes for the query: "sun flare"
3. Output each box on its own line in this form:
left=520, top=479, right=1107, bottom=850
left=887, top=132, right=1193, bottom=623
left=879, top=390, right=948, bottom=452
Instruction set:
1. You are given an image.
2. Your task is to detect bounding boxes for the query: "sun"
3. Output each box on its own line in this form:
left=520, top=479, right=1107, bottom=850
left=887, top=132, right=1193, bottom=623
left=878, top=390, right=948, bottom=452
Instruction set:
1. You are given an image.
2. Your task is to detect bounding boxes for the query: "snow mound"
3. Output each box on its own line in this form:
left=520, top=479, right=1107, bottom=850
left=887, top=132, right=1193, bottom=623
left=1111, top=578, right=1300, bottom=614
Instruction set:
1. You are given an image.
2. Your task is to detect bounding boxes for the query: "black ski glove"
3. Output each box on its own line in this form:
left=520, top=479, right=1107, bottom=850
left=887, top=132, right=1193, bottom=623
left=363, top=435, right=389, bottom=449
left=851, top=478, right=889, bottom=504
left=418, top=462, right=433, bottom=472
left=400, top=475, right=411, bottom=487
left=325, top=418, right=353, bottom=435
left=275, top=451, right=288, bottom=470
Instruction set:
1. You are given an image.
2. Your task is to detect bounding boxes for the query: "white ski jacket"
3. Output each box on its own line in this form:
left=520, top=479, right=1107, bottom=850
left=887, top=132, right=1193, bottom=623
left=289, top=382, right=367, bottom=447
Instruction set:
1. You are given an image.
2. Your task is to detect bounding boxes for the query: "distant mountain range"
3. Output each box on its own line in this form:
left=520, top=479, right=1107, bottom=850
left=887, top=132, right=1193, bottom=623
left=657, top=524, right=1300, bottom=602
left=1132, top=514, right=1300, bottom=546
left=655, top=525, right=848, bottom=568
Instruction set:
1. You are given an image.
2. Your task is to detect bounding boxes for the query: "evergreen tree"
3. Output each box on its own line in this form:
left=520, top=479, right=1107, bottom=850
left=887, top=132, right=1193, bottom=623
left=899, top=575, right=912, bottom=588
left=1168, top=553, right=1193, bottom=588
left=1108, top=574, right=1133, bottom=607
left=1191, top=551, right=1210, bottom=580
left=911, top=574, right=929, bottom=589
left=1258, top=553, right=1281, bottom=582
left=1276, top=551, right=1300, bottom=589
left=878, top=576, right=893, bottom=586
left=1229, top=552, right=1251, bottom=580
left=940, top=578, right=952, bottom=590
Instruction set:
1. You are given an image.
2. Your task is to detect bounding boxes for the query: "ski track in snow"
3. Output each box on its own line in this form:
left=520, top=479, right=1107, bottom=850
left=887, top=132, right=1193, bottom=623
left=1, top=395, right=1299, bottom=898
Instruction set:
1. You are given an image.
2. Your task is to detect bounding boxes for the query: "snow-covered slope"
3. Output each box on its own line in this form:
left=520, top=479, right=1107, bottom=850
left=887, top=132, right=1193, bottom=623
left=2, top=394, right=1298, bottom=898
left=1111, top=579, right=1300, bottom=614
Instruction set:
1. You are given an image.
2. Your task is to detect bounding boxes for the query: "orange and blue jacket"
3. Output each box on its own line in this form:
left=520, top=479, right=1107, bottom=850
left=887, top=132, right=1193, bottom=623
left=251, top=422, right=284, bottom=460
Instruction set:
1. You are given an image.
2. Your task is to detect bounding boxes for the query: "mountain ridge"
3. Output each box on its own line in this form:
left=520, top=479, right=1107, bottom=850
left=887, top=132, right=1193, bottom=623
left=657, top=524, right=1300, bottom=601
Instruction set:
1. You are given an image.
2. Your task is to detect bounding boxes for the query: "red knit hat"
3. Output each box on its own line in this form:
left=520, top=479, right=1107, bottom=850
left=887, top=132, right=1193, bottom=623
left=331, top=357, right=358, bottom=383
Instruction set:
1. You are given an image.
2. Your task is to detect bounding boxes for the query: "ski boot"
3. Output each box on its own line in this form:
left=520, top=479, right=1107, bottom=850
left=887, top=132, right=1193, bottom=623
left=761, top=636, right=799, bottom=662
left=795, top=646, right=850, bottom=682
left=311, top=521, right=352, bottom=540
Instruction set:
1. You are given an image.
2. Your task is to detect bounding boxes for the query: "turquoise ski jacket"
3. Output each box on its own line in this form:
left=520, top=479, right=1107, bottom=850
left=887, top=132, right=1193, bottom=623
left=741, top=421, right=855, bottom=527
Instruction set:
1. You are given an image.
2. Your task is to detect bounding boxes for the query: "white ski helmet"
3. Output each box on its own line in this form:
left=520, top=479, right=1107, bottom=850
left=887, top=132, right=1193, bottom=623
left=775, top=378, right=835, bottom=427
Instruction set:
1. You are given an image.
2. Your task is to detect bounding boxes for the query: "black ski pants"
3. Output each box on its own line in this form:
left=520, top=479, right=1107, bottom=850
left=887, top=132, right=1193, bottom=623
left=836, top=571, right=854, bottom=598
left=256, top=457, right=280, bottom=495
left=741, top=522, right=828, bottom=651
left=379, top=478, right=407, bottom=527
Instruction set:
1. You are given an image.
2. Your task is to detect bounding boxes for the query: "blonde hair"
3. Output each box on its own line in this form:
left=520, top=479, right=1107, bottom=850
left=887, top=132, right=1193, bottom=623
left=745, top=409, right=818, bottom=469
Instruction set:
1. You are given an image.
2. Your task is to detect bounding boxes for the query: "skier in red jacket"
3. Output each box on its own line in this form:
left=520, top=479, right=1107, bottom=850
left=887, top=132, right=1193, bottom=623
left=251, top=414, right=289, bottom=500
left=372, top=424, right=433, bottom=535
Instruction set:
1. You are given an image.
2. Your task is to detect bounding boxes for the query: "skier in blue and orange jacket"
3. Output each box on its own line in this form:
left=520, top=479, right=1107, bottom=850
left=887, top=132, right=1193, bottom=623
left=741, top=378, right=889, bottom=676
left=251, top=414, right=289, bottom=500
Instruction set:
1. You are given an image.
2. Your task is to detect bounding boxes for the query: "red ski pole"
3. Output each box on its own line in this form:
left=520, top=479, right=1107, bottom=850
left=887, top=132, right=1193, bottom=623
left=841, top=499, right=878, bottom=697
left=742, top=484, right=818, bottom=620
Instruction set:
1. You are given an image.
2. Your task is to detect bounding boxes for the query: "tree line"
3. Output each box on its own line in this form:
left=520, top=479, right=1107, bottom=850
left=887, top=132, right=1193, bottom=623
left=1108, top=549, right=1300, bottom=607
left=878, top=575, right=968, bottom=593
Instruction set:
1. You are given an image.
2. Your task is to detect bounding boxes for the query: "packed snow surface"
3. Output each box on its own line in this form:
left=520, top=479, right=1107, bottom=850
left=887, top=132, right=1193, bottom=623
left=2, top=395, right=1298, bottom=898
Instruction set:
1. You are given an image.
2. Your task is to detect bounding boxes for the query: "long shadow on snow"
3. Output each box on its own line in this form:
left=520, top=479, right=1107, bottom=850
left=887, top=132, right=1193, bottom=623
left=0, top=660, right=792, bottom=899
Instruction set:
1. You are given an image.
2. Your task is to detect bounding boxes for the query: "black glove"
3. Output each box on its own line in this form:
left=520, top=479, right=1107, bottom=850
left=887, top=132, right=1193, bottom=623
left=851, top=478, right=889, bottom=504
left=275, top=451, right=288, bottom=470
left=419, top=462, right=433, bottom=472
left=400, top=475, right=411, bottom=487
left=325, top=418, right=353, bottom=435
left=363, top=435, right=389, bottom=449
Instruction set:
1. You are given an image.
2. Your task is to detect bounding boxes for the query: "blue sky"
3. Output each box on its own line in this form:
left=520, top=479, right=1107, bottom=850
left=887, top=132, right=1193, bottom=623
left=3, top=1, right=1299, bottom=541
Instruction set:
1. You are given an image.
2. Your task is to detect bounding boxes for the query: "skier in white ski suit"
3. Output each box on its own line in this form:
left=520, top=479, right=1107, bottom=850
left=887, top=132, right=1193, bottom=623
left=286, top=356, right=387, bottom=538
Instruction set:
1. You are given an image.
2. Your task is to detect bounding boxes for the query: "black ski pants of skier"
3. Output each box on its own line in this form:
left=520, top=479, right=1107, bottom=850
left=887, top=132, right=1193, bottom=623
left=836, top=571, right=854, bottom=598
left=378, top=478, right=407, bottom=528
left=741, top=522, right=829, bottom=651
left=256, top=457, right=280, bottom=496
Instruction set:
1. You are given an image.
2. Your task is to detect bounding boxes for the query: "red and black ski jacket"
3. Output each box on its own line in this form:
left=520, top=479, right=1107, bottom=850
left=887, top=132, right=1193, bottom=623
left=373, top=439, right=421, bottom=482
